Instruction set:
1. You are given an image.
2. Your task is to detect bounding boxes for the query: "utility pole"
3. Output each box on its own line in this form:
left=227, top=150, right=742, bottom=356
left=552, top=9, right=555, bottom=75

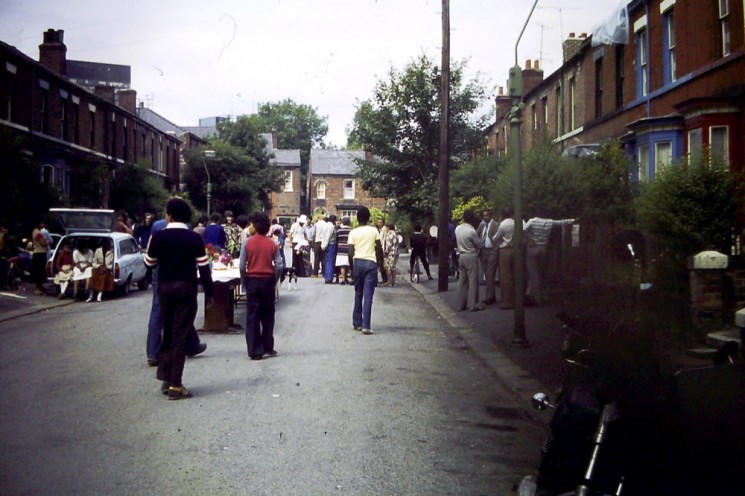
left=508, top=0, right=539, bottom=347
left=437, top=0, right=451, bottom=292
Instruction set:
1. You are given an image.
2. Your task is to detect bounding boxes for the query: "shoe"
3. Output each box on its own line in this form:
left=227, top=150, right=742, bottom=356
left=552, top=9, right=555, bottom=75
left=353, top=326, right=362, bottom=332
left=340, top=281, right=346, bottom=285
left=362, top=329, right=374, bottom=335
left=147, top=358, right=158, bottom=367
left=266, top=350, right=278, bottom=357
left=428, top=275, right=433, bottom=280
left=58, top=293, right=65, bottom=300
left=97, top=293, right=102, bottom=302
left=470, top=304, right=485, bottom=312
left=249, top=354, right=263, bottom=360
left=187, top=343, right=207, bottom=358
left=160, top=382, right=170, bottom=395
left=482, top=299, right=496, bottom=305
left=85, top=296, right=92, bottom=303
left=167, top=385, right=193, bottom=400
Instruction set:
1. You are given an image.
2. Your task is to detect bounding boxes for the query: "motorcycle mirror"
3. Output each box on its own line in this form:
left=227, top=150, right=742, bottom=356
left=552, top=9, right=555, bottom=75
left=531, top=392, right=555, bottom=411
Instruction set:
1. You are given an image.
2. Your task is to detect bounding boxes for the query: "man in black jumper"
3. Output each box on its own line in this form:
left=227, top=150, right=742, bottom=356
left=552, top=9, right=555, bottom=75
left=145, top=198, right=214, bottom=400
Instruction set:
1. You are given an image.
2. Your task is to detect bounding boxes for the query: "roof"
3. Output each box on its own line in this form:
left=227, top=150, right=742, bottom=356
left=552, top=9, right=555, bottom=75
left=271, top=149, right=301, bottom=166
left=310, top=149, right=367, bottom=176
left=136, top=107, right=183, bottom=135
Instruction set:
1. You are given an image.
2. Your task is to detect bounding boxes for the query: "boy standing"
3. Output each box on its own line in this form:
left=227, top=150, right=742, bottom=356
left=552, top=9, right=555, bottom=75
left=145, top=198, right=214, bottom=400
left=239, top=212, right=279, bottom=360
left=348, top=206, right=383, bottom=335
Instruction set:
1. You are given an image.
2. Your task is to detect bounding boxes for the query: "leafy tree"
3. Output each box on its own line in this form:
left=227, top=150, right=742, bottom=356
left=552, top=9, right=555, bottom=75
left=347, top=55, right=488, bottom=223
left=451, top=196, right=489, bottom=224
left=636, top=156, right=743, bottom=286
left=183, top=140, right=282, bottom=218
left=0, top=129, right=58, bottom=234
left=109, top=161, right=169, bottom=219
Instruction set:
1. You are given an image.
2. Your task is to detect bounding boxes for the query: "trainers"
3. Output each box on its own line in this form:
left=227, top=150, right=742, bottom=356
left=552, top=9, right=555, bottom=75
left=362, top=329, right=374, bottom=335
left=167, top=386, right=193, bottom=400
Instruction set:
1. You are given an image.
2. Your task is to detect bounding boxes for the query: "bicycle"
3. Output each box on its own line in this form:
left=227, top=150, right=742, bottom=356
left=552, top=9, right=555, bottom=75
left=410, top=256, right=421, bottom=283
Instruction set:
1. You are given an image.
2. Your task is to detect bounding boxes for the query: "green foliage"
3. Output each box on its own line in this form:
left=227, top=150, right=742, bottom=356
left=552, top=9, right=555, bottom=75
left=451, top=196, right=489, bottom=224
left=451, top=154, right=504, bottom=203
left=488, top=140, right=633, bottom=222
left=635, top=157, right=742, bottom=286
left=183, top=139, right=282, bottom=218
left=348, top=55, right=488, bottom=222
left=109, top=161, right=169, bottom=219
left=0, top=129, right=59, bottom=234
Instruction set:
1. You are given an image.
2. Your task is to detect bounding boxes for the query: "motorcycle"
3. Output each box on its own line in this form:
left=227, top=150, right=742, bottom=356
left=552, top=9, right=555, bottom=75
left=518, top=315, right=745, bottom=496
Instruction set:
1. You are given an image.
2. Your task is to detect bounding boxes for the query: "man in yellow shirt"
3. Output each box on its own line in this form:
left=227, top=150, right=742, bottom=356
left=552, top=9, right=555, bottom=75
left=348, top=206, right=382, bottom=335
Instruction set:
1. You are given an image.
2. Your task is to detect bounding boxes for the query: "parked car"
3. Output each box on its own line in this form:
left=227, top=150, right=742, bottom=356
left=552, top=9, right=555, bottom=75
left=46, top=209, right=148, bottom=297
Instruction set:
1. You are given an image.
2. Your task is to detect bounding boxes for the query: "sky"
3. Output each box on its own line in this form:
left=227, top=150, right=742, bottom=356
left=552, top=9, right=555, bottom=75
left=0, top=0, right=620, bottom=148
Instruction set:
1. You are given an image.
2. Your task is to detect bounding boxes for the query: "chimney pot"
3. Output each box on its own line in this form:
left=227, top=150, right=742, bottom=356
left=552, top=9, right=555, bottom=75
left=525, top=59, right=532, bottom=70
left=534, top=60, right=540, bottom=69
left=569, top=32, right=576, bottom=38
left=580, top=33, right=587, bottom=38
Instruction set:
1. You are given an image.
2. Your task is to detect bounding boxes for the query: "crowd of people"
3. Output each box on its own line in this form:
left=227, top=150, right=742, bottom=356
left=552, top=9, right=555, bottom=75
left=455, top=207, right=575, bottom=312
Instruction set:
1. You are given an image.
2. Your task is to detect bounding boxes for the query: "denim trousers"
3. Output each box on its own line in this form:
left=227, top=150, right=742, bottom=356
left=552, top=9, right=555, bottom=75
left=324, top=243, right=338, bottom=281
left=352, top=259, right=378, bottom=330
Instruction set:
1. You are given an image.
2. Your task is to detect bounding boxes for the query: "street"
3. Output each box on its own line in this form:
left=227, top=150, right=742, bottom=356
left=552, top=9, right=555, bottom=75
left=0, top=265, right=546, bottom=495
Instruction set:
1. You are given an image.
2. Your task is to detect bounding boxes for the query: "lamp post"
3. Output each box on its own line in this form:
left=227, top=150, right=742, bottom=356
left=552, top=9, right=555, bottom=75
left=201, top=149, right=216, bottom=218
left=508, top=0, right=538, bottom=347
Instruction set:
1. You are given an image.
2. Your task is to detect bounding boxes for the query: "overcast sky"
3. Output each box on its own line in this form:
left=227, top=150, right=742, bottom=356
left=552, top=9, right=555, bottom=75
left=1, top=0, right=619, bottom=147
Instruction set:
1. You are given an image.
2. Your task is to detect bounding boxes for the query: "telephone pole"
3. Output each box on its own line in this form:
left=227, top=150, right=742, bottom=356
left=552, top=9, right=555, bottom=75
left=437, top=0, right=451, bottom=292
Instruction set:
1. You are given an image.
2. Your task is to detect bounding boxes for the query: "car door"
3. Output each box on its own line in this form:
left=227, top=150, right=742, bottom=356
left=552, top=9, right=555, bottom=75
left=119, top=236, right=146, bottom=282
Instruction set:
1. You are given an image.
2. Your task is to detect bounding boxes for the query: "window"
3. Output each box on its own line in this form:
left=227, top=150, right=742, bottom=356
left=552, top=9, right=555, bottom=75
left=615, top=44, right=625, bottom=108
left=4, top=63, right=15, bottom=121
left=710, top=126, right=729, bottom=164
left=284, top=171, right=293, bottom=192
left=42, top=164, right=53, bottom=187
left=637, top=28, right=649, bottom=97
left=638, top=144, right=650, bottom=182
left=60, top=96, right=67, bottom=140
left=555, top=86, right=562, bottom=136
left=569, top=77, right=576, bottom=130
left=72, top=102, right=79, bottom=144
left=531, top=104, right=537, bottom=131
left=688, top=128, right=703, bottom=162
left=340, top=210, right=357, bottom=221
left=122, top=119, right=128, bottom=161
left=720, top=0, right=731, bottom=56
left=316, top=181, right=326, bottom=199
left=655, top=141, right=673, bottom=175
left=343, top=179, right=355, bottom=199
left=595, top=58, right=603, bottom=118
left=110, top=113, right=116, bottom=157
left=663, top=11, right=677, bottom=84
left=89, top=110, right=96, bottom=148
left=541, top=96, right=548, bottom=126
left=39, top=88, right=48, bottom=134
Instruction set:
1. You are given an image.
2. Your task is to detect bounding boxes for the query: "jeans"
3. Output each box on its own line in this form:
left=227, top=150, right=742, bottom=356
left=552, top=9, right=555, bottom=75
left=324, top=243, right=338, bottom=282
left=352, top=259, right=378, bottom=331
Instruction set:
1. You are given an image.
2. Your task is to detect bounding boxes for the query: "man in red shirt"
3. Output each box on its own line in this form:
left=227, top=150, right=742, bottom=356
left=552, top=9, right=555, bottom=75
left=239, top=212, right=279, bottom=360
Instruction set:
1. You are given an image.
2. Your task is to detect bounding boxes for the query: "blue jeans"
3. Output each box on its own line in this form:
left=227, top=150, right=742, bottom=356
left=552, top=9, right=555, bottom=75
left=352, top=259, right=377, bottom=331
left=324, top=243, right=338, bottom=282
left=147, top=268, right=202, bottom=360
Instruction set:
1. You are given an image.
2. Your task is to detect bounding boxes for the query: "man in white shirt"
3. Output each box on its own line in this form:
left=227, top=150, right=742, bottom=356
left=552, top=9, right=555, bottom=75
left=525, top=207, right=575, bottom=306
left=455, top=210, right=485, bottom=312
left=476, top=208, right=500, bottom=305
left=493, top=207, right=517, bottom=309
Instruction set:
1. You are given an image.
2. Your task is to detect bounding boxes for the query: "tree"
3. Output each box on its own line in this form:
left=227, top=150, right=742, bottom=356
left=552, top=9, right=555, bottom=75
left=182, top=139, right=282, bottom=218
left=109, top=161, right=170, bottom=219
left=347, top=55, right=488, bottom=223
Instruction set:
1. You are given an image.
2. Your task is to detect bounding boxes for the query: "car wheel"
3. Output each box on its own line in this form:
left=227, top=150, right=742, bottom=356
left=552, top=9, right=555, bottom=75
left=118, top=276, right=132, bottom=297
left=137, top=276, right=149, bottom=291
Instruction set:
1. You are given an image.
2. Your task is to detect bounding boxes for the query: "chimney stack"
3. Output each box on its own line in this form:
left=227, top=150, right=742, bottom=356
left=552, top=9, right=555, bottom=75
left=95, top=85, right=116, bottom=104
left=562, top=32, right=585, bottom=63
left=39, top=29, right=67, bottom=75
left=118, top=89, right=137, bottom=114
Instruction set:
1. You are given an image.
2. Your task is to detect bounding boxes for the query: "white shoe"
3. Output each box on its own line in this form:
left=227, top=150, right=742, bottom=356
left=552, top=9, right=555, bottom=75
left=97, top=293, right=102, bottom=302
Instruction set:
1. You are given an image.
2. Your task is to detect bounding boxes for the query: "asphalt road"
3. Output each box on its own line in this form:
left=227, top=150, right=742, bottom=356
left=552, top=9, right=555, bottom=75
left=0, top=271, right=546, bottom=495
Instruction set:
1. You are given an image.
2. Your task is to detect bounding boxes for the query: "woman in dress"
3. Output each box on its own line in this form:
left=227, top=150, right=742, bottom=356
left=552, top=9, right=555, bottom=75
left=335, top=217, right=352, bottom=284
left=53, top=242, right=74, bottom=299
left=89, top=239, right=114, bottom=302
left=382, top=224, right=399, bottom=287
left=72, top=240, right=94, bottom=301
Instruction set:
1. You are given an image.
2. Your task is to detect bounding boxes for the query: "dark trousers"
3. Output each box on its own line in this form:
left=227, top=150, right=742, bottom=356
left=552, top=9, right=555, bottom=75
left=292, top=244, right=307, bottom=276
left=157, top=280, right=198, bottom=387
left=409, top=247, right=432, bottom=277
left=147, top=268, right=202, bottom=360
left=312, top=241, right=325, bottom=276
left=244, top=277, right=276, bottom=358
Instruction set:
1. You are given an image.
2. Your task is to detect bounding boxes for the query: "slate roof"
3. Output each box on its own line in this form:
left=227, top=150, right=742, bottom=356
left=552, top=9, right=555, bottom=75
left=310, top=149, right=366, bottom=176
left=261, top=133, right=301, bottom=167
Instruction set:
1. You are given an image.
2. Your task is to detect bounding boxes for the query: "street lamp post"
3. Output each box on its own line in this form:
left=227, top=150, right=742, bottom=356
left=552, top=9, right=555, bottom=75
left=508, top=0, right=539, bottom=347
left=201, top=149, right=216, bottom=218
